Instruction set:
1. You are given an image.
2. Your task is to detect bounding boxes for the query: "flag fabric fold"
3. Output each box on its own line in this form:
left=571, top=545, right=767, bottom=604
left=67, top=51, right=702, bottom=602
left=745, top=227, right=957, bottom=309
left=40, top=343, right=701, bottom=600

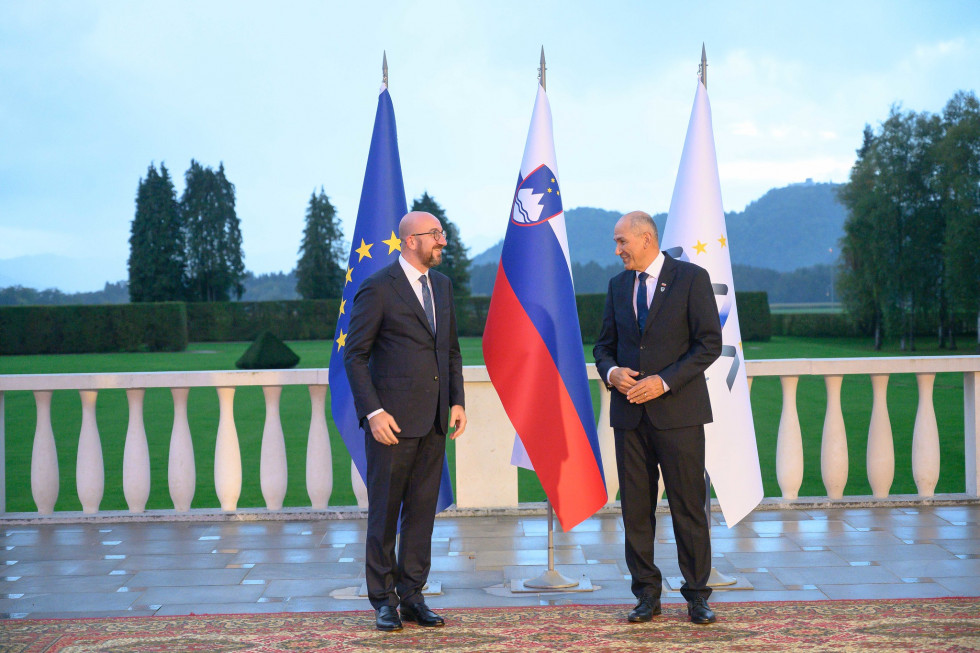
left=483, top=84, right=606, bottom=531
left=329, top=85, right=454, bottom=512
left=660, top=79, right=763, bottom=526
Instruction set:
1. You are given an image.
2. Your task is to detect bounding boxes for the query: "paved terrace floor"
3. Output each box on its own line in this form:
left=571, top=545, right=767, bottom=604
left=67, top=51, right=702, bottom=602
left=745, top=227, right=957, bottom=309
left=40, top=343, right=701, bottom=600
left=2, top=503, right=979, bottom=619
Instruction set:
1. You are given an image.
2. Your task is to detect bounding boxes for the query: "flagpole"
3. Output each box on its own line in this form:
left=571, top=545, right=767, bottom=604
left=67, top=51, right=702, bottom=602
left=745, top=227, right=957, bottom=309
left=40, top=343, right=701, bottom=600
left=512, top=49, right=589, bottom=592
left=698, top=43, right=737, bottom=589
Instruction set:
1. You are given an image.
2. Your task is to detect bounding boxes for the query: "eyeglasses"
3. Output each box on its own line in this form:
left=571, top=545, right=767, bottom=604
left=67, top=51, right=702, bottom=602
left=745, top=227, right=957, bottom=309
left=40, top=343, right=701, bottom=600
left=411, top=229, right=447, bottom=241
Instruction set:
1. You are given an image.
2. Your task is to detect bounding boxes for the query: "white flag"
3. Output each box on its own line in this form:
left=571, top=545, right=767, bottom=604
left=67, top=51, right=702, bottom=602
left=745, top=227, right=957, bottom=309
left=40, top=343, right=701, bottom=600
left=660, top=79, right=764, bottom=526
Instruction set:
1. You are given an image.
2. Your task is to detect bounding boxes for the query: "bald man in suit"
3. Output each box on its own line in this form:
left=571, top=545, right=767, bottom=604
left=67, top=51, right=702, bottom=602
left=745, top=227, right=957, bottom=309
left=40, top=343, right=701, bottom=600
left=344, top=211, right=467, bottom=632
left=593, top=211, right=721, bottom=625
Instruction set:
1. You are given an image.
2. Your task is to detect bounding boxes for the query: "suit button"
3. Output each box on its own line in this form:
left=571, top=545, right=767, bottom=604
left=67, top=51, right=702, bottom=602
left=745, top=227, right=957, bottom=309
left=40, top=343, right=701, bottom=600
left=639, top=345, right=645, bottom=350
left=639, top=371, right=645, bottom=375
left=434, top=376, right=439, bottom=381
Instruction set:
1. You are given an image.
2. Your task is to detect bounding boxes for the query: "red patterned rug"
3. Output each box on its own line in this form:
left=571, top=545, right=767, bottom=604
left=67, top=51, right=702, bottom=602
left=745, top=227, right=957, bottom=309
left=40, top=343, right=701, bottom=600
left=1, top=598, right=978, bottom=652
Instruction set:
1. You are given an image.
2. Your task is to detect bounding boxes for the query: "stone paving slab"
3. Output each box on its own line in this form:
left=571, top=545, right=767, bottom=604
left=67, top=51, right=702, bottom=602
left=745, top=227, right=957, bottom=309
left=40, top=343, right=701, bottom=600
left=1, top=504, right=978, bottom=619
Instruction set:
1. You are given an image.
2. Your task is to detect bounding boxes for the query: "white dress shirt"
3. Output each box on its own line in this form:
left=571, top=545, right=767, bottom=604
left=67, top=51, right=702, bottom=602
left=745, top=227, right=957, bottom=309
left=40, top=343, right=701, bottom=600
left=606, top=251, right=669, bottom=390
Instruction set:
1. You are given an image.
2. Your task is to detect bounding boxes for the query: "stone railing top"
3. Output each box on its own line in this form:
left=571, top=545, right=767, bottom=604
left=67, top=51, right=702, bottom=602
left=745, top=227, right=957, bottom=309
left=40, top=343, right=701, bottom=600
left=745, top=355, right=980, bottom=377
left=1, top=356, right=977, bottom=392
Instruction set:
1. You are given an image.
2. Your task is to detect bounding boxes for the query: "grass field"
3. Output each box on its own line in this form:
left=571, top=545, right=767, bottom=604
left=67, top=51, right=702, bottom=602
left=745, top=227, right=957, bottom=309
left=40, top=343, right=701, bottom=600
left=0, top=336, right=971, bottom=512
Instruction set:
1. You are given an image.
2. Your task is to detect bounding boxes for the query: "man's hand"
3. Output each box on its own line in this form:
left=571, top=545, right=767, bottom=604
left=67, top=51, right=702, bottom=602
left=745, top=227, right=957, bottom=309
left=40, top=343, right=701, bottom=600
left=626, top=374, right=666, bottom=404
left=449, top=405, right=467, bottom=440
left=368, top=410, right=401, bottom=445
left=609, top=367, right=640, bottom=395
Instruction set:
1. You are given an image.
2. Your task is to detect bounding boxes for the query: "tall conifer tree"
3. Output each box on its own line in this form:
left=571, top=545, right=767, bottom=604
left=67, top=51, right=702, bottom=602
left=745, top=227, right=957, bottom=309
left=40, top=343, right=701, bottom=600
left=296, top=188, right=345, bottom=299
left=411, top=191, right=471, bottom=295
left=128, top=163, right=185, bottom=302
left=181, top=160, right=246, bottom=301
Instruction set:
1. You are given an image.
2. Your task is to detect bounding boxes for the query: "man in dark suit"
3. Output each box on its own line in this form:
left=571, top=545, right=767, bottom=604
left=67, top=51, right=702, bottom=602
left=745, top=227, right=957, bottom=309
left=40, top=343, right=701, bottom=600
left=593, top=211, right=722, bottom=625
left=344, top=210, right=467, bottom=632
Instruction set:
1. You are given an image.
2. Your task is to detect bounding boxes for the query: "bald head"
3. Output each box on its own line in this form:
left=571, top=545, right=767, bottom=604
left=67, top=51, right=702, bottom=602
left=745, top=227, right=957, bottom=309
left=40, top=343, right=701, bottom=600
left=613, top=211, right=660, bottom=272
left=619, top=211, right=659, bottom=243
left=399, top=211, right=446, bottom=271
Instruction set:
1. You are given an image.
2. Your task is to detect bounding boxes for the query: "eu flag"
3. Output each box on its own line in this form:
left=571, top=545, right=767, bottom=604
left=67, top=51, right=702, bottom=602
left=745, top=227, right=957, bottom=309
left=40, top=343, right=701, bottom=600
left=329, top=85, right=454, bottom=512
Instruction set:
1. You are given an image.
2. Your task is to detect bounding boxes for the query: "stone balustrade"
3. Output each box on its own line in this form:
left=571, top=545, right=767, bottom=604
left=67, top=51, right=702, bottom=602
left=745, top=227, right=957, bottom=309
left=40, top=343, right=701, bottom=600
left=1, top=356, right=978, bottom=517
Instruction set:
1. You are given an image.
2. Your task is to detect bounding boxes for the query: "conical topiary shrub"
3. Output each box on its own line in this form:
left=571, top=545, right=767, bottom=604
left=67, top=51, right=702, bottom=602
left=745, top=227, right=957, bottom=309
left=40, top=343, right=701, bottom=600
left=235, top=330, right=300, bottom=369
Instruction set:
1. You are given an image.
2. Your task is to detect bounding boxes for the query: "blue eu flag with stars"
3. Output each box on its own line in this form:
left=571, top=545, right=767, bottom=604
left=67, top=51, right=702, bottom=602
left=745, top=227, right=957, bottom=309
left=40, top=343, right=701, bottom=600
left=329, top=85, right=455, bottom=512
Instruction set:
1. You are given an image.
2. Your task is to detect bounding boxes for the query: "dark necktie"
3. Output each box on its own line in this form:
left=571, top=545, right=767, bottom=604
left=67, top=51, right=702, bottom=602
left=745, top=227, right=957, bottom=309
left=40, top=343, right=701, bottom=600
left=419, top=274, right=436, bottom=334
left=636, top=271, right=649, bottom=331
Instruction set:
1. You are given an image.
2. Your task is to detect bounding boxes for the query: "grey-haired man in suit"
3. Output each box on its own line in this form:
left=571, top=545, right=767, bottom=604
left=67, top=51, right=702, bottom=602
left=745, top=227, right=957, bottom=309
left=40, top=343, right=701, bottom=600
left=593, top=211, right=721, bottom=625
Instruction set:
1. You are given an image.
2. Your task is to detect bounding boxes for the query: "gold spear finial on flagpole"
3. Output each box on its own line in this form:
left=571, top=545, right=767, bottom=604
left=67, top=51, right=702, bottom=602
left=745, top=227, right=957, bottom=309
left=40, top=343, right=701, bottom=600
left=382, top=51, right=388, bottom=87
left=538, top=46, right=547, bottom=91
left=699, top=43, right=708, bottom=89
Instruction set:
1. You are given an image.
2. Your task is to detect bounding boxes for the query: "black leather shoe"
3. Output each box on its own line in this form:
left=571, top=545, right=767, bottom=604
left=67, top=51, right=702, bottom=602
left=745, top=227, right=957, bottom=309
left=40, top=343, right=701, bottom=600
left=400, top=601, right=445, bottom=627
left=628, top=596, right=662, bottom=622
left=687, top=596, right=716, bottom=624
left=375, top=605, right=403, bottom=631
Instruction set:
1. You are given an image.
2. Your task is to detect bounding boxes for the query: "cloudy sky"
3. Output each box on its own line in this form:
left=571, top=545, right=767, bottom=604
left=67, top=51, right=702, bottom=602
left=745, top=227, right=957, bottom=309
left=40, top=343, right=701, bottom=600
left=2, top=0, right=978, bottom=291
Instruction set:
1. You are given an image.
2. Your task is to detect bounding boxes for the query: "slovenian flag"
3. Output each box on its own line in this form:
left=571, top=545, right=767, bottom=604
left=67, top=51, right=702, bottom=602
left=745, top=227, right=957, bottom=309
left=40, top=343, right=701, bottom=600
left=328, top=84, right=455, bottom=512
left=483, top=82, right=606, bottom=531
left=659, top=77, right=763, bottom=526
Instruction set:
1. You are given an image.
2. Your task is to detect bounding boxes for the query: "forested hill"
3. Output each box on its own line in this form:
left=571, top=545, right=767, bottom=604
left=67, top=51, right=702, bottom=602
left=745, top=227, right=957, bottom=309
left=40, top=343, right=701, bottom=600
left=471, top=181, right=845, bottom=272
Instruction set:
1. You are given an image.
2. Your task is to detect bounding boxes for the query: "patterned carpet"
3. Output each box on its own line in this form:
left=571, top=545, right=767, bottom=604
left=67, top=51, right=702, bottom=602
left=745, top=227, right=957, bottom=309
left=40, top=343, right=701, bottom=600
left=2, top=599, right=978, bottom=652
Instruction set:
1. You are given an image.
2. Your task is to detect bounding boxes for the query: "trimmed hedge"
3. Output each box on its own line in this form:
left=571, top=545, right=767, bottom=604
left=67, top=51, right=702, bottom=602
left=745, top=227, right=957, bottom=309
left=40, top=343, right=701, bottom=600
left=0, top=302, right=187, bottom=355
left=736, top=292, right=771, bottom=341
left=771, top=313, right=860, bottom=338
left=186, top=300, right=341, bottom=342
left=454, top=291, right=772, bottom=343
left=0, top=290, right=778, bottom=354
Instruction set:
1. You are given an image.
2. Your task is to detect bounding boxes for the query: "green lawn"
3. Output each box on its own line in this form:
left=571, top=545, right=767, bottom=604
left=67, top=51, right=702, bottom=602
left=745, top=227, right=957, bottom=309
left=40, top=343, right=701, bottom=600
left=0, top=336, right=970, bottom=512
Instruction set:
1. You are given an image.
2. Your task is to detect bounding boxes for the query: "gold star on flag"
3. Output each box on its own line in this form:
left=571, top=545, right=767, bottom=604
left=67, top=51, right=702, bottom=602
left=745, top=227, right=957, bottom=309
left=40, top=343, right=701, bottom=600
left=550, top=177, right=556, bottom=182
left=382, top=231, right=401, bottom=254
left=355, top=239, right=374, bottom=262
left=335, top=329, right=347, bottom=351
left=339, top=299, right=346, bottom=316
left=345, top=266, right=353, bottom=285
left=693, top=240, right=708, bottom=255
left=718, top=234, right=727, bottom=248
left=547, top=188, right=553, bottom=193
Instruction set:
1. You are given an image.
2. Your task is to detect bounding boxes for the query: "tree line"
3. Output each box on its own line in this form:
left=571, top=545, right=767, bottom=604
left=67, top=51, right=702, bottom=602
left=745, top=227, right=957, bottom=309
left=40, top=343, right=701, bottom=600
left=129, top=161, right=245, bottom=302
left=837, top=91, right=980, bottom=350
left=129, top=164, right=471, bottom=303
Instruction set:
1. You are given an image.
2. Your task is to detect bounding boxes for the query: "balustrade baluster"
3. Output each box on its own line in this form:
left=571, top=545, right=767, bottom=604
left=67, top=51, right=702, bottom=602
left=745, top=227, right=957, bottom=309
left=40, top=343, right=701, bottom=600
left=123, top=389, right=150, bottom=512
left=597, top=383, right=618, bottom=504
left=306, top=385, right=332, bottom=509
left=77, top=390, right=104, bottom=513
left=912, top=373, right=940, bottom=497
left=352, top=461, right=369, bottom=508
left=867, top=374, right=894, bottom=498
left=966, top=371, right=979, bottom=497
left=168, top=388, right=195, bottom=511
left=821, top=375, right=848, bottom=499
left=260, top=386, right=288, bottom=510
left=0, top=390, right=4, bottom=513
left=776, top=375, right=803, bottom=499
left=31, top=390, right=59, bottom=514
left=214, top=386, right=242, bottom=511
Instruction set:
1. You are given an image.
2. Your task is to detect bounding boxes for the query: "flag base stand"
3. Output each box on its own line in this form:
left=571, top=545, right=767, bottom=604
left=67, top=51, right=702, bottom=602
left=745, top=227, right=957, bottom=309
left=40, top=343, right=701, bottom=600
left=506, top=501, right=596, bottom=593
left=666, top=573, right=752, bottom=591
left=511, top=575, right=594, bottom=593
left=356, top=580, right=442, bottom=598
left=707, top=567, right=738, bottom=586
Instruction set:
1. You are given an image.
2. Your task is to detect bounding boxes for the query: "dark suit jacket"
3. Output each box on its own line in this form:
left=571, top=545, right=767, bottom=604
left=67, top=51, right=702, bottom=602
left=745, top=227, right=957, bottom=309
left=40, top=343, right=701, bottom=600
left=343, top=260, right=464, bottom=438
left=593, top=254, right=722, bottom=431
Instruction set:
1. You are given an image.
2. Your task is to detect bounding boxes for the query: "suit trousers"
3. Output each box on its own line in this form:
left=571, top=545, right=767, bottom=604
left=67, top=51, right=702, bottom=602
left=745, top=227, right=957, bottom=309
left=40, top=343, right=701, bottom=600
left=615, top=412, right=711, bottom=602
left=364, top=426, right=445, bottom=610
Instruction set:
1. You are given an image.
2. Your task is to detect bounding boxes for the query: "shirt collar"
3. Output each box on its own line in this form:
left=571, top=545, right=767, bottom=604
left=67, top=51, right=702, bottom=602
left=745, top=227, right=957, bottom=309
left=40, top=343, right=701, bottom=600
left=399, top=254, right=429, bottom=283
left=638, top=251, right=665, bottom=280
